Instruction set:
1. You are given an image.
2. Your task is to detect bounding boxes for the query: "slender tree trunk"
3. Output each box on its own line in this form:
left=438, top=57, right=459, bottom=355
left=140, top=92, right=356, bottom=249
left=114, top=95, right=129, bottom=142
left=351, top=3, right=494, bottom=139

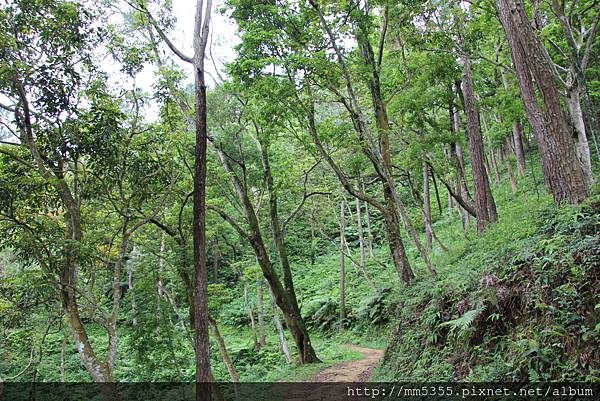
left=512, top=120, right=526, bottom=175
left=190, top=1, right=213, bottom=394
left=354, top=196, right=375, bottom=290
left=211, top=238, right=219, bottom=283
left=449, top=93, right=471, bottom=229
left=505, top=140, right=518, bottom=194
left=244, top=284, right=259, bottom=349
left=128, top=257, right=137, bottom=328
left=256, top=277, right=266, bottom=347
left=566, top=86, right=594, bottom=186
left=60, top=333, right=67, bottom=383
left=339, top=200, right=346, bottom=322
left=258, top=139, right=302, bottom=317
left=496, top=0, right=588, bottom=204
left=459, top=34, right=497, bottom=233
left=361, top=184, right=375, bottom=258
left=355, top=197, right=366, bottom=271
left=207, top=316, right=240, bottom=385
left=212, top=146, right=320, bottom=364
left=268, top=287, right=292, bottom=364
left=422, top=161, right=433, bottom=252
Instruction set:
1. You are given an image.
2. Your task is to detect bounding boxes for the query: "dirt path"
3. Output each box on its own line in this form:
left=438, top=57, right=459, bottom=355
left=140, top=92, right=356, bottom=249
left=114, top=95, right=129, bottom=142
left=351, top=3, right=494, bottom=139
left=277, top=345, right=384, bottom=401
left=307, top=344, right=384, bottom=382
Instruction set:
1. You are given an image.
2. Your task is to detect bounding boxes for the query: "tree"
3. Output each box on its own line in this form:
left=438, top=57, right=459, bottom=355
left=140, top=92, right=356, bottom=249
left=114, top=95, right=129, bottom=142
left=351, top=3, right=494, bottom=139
left=496, top=0, right=588, bottom=204
left=131, top=0, right=214, bottom=393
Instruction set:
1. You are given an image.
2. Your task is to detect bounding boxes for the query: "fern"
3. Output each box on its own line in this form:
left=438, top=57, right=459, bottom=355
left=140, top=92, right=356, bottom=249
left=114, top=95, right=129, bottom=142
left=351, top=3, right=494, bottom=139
left=437, top=304, right=486, bottom=339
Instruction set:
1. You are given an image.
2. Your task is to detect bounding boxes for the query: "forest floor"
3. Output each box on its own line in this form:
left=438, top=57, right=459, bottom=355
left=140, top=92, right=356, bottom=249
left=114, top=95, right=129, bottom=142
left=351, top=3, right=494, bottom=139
left=307, top=345, right=384, bottom=382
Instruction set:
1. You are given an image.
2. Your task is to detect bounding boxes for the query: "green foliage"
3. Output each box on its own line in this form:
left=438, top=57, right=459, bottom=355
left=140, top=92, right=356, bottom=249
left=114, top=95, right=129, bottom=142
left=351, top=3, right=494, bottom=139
left=376, top=194, right=600, bottom=381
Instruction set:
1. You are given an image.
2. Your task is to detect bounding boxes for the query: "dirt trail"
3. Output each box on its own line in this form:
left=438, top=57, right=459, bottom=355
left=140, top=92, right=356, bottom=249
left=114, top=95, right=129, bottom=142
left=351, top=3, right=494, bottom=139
left=307, top=344, right=384, bottom=382
left=278, top=345, right=384, bottom=401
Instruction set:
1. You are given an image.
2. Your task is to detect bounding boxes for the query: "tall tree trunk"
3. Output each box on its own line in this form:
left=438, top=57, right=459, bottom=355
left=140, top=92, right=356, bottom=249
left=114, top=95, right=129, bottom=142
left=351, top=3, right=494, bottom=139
left=339, top=200, right=346, bottom=322
left=496, top=0, right=588, bottom=204
left=191, top=0, right=213, bottom=393
left=459, top=34, right=497, bottom=233
left=449, top=92, right=471, bottom=229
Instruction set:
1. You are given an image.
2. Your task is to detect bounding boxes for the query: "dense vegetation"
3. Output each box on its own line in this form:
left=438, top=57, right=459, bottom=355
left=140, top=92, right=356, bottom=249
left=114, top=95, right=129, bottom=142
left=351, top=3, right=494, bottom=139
left=0, top=0, right=598, bottom=397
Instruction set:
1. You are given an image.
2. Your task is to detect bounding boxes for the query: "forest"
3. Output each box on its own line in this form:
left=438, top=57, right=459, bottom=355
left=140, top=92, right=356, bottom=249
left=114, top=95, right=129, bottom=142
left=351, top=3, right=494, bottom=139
left=0, top=0, right=598, bottom=400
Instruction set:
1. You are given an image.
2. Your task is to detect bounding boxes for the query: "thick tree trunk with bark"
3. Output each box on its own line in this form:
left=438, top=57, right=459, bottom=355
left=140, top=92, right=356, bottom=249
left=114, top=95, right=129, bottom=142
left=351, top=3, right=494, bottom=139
left=496, top=0, right=588, bottom=204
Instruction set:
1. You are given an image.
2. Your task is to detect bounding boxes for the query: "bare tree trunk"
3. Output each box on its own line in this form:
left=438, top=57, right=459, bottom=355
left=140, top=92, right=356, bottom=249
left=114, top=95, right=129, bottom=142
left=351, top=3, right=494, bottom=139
left=128, top=258, right=137, bottom=328
left=207, top=316, right=240, bottom=386
left=361, top=184, right=375, bottom=258
left=460, top=32, right=497, bottom=233
left=339, top=200, right=346, bottom=322
left=506, top=158, right=518, bottom=194
left=354, top=196, right=375, bottom=290
left=566, top=86, right=594, bottom=186
left=422, top=161, right=433, bottom=252
left=496, top=0, right=588, bottom=204
left=211, top=238, right=219, bottom=283
left=512, top=120, right=526, bottom=175
left=449, top=93, right=471, bottom=229
left=256, top=277, right=266, bottom=347
left=244, top=284, right=259, bottom=349
left=190, top=0, right=213, bottom=392
left=60, top=333, right=67, bottom=383
left=268, top=287, right=292, bottom=364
